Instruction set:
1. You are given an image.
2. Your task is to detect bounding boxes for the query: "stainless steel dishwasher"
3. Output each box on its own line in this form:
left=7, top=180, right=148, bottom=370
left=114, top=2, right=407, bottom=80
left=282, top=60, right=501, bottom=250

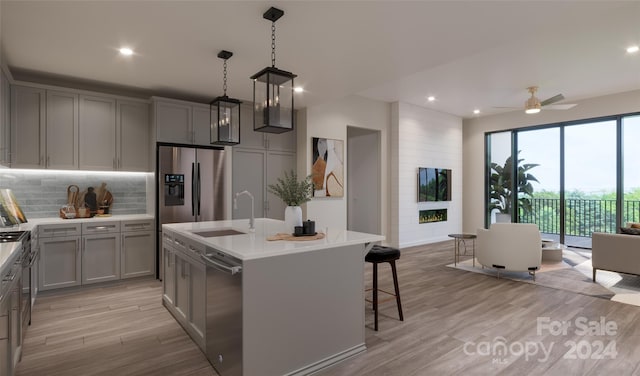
left=200, top=248, right=242, bottom=376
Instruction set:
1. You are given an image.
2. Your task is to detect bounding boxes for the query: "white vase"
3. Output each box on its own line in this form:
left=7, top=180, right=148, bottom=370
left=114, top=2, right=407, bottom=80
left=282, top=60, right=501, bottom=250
left=284, top=206, right=303, bottom=233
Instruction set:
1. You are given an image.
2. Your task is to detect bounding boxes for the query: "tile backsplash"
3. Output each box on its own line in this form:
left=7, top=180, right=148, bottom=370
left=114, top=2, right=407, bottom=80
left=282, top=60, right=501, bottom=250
left=0, top=169, right=150, bottom=218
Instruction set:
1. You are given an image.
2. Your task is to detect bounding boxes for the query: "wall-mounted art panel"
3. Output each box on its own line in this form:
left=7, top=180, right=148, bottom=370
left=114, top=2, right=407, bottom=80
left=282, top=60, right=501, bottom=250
left=312, top=137, right=344, bottom=197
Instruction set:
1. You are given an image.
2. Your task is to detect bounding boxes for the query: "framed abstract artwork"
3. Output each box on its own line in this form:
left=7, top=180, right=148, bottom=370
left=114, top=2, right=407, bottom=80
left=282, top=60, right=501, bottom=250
left=311, top=137, right=344, bottom=197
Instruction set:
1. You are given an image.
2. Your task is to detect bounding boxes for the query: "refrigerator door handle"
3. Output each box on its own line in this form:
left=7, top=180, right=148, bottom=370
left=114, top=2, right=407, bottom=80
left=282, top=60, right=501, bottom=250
left=197, top=162, right=201, bottom=217
left=191, top=162, right=196, bottom=216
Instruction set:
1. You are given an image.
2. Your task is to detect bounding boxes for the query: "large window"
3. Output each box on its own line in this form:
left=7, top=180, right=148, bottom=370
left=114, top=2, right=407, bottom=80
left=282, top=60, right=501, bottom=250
left=485, top=112, right=639, bottom=248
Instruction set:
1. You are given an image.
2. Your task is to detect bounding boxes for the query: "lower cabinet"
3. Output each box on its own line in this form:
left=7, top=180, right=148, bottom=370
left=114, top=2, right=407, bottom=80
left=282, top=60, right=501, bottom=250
left=121, top=231, right=154, bottom=278
left=39, top=236, right=81, bottom=291
left=37, top=219, right=154, bottom=292
left=162, top=235, right=206, bottom=350
left=82, top=233, right=120, bottom=284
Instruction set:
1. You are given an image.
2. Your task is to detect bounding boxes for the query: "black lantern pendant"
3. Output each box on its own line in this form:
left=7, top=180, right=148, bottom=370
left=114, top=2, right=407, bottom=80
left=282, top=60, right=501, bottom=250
left=210, top=50, right=241, bottom=146
left=252, top=7, right=297, bottom=134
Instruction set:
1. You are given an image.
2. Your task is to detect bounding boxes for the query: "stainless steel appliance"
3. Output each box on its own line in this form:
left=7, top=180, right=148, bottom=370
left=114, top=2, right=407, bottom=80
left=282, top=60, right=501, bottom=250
left=157, top=144, right=228, bottom=277
left=201, top=248, right=242, bottom=376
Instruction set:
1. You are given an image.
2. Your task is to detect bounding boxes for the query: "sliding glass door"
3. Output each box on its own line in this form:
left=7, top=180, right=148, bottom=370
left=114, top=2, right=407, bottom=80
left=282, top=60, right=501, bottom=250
left=624, top=115, right=640, bottom=225
left=516, top=128, right=560, bottom=242
left=564, top=120, right=617, bottom=248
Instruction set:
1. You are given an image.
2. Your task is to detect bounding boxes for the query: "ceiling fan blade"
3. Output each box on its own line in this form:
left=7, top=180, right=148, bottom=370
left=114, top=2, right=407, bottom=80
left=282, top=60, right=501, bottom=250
left=543, top=104, right=577, bottom=110
left=540, top=94, right=565, bottom=106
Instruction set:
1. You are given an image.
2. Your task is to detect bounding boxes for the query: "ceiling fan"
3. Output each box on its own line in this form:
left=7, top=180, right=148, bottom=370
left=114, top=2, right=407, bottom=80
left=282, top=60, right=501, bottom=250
left=496, top=86, right=577, bottom=114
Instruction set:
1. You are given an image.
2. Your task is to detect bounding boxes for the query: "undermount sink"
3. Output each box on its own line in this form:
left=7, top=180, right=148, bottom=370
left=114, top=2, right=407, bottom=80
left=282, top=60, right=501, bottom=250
left=192, top=229, right=246, bottom=238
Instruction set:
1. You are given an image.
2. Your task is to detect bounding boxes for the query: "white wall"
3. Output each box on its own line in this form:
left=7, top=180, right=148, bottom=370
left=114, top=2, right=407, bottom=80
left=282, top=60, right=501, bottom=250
left=393, top=102, right=463, bottom=248
left=347, top=126, right=380, bottom=234
left=463, top=89, right=640, bottom=234
left=297, top=95, right=391, bottom=241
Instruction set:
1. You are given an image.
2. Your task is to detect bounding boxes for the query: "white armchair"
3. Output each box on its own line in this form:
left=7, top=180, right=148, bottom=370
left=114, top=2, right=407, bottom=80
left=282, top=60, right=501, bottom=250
left=476, top=223, right=542, bottom=281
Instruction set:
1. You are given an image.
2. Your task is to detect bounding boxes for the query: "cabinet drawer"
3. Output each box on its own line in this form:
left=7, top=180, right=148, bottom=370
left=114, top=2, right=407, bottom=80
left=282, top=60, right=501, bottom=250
left=39, top=223, right=82, bottom=238
left=82, top=221, right=120, bottom=234
left=121, top=219, right=154, bottom=233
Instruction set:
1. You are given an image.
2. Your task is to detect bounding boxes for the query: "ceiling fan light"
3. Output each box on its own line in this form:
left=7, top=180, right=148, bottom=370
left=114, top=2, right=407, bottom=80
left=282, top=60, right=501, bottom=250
left=525, top=95, right=541, bottom=114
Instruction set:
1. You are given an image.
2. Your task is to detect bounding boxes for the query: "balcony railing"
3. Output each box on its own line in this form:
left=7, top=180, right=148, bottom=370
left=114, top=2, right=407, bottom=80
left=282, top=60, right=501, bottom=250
left=518, top=198, right=640, bottom=238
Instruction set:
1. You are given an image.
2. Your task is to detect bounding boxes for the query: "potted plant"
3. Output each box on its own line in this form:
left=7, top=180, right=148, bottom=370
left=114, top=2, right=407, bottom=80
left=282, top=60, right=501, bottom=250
left=489, top=152, right=539, bottom=223
left=268, top=170, right=313, bottom=232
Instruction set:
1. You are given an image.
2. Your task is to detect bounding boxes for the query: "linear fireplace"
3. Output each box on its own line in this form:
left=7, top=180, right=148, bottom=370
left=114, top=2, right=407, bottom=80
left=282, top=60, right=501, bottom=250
left=419, top=209, right=447, bottom=223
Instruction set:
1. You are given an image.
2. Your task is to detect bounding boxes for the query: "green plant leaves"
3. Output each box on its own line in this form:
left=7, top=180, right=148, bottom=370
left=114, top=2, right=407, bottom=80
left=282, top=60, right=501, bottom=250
left=267, top=170, right=313, bottom=207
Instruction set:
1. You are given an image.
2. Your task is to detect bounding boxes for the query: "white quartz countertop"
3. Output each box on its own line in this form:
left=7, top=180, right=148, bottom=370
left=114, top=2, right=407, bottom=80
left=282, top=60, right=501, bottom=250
left=163, top=218, right=385, bottom=261
left=0, top=214, right=154, bottom=232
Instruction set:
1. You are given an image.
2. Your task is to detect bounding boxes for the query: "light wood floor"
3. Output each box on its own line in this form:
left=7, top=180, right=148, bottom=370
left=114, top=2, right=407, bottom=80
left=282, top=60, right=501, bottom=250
left=17, top=241, right=640, bottom=376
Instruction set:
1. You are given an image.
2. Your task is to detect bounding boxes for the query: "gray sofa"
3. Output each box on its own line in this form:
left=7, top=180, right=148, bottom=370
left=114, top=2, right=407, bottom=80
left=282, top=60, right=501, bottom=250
left=592, top=232, right=640, bottom=282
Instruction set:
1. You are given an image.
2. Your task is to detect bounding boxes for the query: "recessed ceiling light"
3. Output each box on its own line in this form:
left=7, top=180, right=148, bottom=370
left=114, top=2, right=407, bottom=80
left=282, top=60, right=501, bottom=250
left=473, top=109, right=480, bottom=114
left=627, top=45, right=639, bottom=54
left=294, top=87, right=304, bottom=93
left=427, top=96, right=436, bottom=102
left=119, top=47, right=134, bottom=56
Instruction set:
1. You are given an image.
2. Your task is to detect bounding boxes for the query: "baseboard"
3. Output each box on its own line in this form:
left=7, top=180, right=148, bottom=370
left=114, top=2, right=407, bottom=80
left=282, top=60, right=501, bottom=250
left=400, top=236, right=451, bottom=249
left=284, top=343, right=367, bottom=376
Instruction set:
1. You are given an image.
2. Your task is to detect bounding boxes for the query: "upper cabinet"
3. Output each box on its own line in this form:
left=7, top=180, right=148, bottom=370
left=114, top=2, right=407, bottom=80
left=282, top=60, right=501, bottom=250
left=10, top=85, right=45, bottom=168
left=46, top=91, right=79, bottom=169
left=153, top=98, right=213, bottom=146
left=8, top=83, right=150, bottom=171
left=79, top=95, right=117, bottom=170
left=118, top=100, right=150, bottom=171
left=0, top=69, right=10, bottom=166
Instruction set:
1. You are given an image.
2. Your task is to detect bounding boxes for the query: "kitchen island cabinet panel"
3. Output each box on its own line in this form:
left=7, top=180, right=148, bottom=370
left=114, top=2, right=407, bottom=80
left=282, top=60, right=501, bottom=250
left=10, top=85, right=45, bottom=168
left=39, top=236, right=81, bottom=291
left=118, top=100, right=150, bottom=171
left=188, top=256, right=206, bottom=349
left=82, top=233, right=120, bottom=284
left=46, top=91, right=79, bottom=169
left=79, top=95, right=116, bottom=170
left=174, top=252, right=190, bottom=322
left=162, top=244, right=176, bottom=306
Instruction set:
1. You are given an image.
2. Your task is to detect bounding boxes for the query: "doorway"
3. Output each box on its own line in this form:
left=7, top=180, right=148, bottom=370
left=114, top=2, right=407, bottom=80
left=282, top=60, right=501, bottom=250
left=347, top=126, right=381, bottom=234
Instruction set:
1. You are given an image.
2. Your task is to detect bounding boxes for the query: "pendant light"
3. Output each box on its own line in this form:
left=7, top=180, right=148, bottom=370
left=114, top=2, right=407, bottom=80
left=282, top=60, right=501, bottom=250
left=251, top=6, right=297, bottom=133
left=210, top=50, right=241, bottom=145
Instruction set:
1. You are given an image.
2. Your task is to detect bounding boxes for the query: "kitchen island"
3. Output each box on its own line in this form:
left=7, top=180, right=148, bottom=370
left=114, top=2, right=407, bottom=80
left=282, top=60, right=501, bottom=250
left=162, top=218, right=384, bottom=376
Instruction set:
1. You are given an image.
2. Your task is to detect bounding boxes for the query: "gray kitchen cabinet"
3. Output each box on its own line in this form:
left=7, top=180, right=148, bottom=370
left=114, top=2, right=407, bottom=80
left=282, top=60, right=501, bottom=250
left=162, top=243, right=176, bottom=306
left=192, top=104, right=212, bottom=147
left=0, top=69, right=10, bottom=167
left=154, top=99, right=192, bottom=144
left=121, top=219, right=154, bottom=279
left=46, top=91, right=79, bottom=169
left=117, top=100, right=150, bottom=171
left=79, top=95, right=117, bottom=170
left=237, top=103, right=265, bottom=149
left=174, top=251, right=190, bottom=322
left=233, top=148, right=266, bottom=218
left=82, top=233, right=121, bottom=284
left=39, top=235, right=81, bottom=291
left=10, top=85, right=45, bottom=168
left=188, top=258, right=206, bottom=349
left=266, top=151, right=297, bottom=220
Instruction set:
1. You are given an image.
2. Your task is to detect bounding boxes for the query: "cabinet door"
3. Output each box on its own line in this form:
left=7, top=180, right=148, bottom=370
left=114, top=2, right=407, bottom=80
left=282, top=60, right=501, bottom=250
left=118, top=100, right=150, bottom=171
left=174, top=253, right=190, bottom=321
left=155, top=101, right=191, bottom=144
left=192, top=105, right=212, bottom=147
left=232, top=148, right=266, bottom=218
left=79, top=95, right=116, bottom=170
left=237, top=103, right=265, bottom=149
left=266, top=124, right=296, bottom=152
left=82, top=233, right=120, bottom=284
left=10, top=85, right=45, bottom=168
left=0, top=69, right=10, bottom=166
left=46, top=90, right=79, bottom=169
left=121, top=231, right=154, bottom=278
left=163, top=245, right=176, bottom=305
left=39, top=236, right=81, bottom=291
left=189, top=260, right=206, bottom=348
left=266, top=151, right=297, bottom=220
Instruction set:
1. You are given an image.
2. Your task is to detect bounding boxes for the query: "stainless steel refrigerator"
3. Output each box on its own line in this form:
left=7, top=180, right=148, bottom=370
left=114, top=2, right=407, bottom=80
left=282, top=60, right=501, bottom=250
left=157, top=144, right=227, bottom=277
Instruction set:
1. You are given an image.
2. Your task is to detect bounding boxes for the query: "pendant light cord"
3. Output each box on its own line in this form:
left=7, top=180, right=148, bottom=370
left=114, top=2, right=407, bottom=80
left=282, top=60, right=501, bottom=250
left=271, top=21, right=276, bottom=67
left=223, top=59, right=228, bottom=96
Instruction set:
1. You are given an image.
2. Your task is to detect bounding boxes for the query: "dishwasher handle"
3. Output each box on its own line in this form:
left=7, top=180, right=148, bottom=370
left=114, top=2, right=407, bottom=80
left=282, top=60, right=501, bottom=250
left=200, top=254, right=242, bottom=275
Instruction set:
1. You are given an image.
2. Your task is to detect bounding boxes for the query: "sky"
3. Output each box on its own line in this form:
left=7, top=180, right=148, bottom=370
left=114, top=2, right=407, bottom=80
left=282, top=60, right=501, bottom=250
left=491, top=114, right=640, bottom=194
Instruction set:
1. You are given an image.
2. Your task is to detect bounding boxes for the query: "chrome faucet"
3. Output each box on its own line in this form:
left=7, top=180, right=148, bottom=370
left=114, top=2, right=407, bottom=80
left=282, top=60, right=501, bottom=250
left=234, top=190, right=255, bottom=231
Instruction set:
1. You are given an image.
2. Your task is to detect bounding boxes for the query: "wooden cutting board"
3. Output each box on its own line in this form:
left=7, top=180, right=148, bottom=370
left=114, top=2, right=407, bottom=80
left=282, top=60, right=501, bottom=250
left=266, top=232, right=325, bottom=241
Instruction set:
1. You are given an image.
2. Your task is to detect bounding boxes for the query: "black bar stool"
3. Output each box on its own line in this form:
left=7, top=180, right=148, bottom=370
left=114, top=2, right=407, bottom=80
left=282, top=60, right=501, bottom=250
left=365, top=245, right=403, bottom=331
